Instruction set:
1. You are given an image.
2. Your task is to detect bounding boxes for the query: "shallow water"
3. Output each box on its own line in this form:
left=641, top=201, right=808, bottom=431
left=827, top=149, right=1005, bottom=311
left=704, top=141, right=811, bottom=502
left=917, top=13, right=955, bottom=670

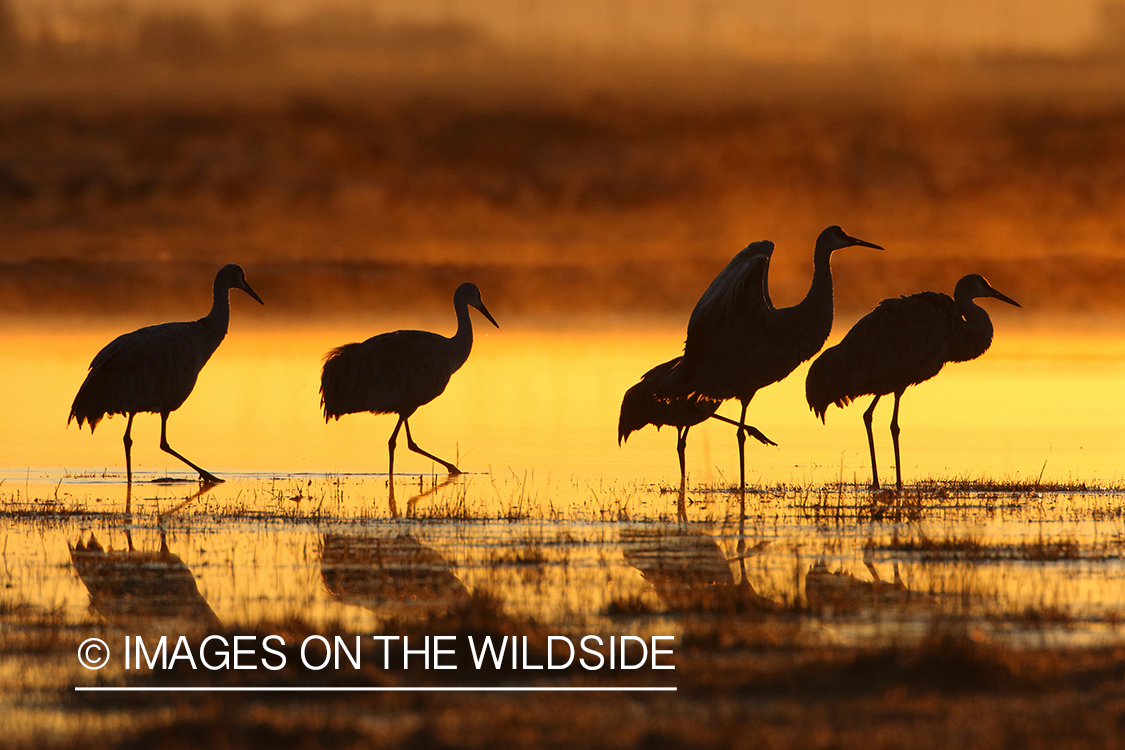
left=3, top=318, right=1124, bottom=486
left=4, top=471, right=1125, bottom=647
left=1, top=318, right=1124, bottom=664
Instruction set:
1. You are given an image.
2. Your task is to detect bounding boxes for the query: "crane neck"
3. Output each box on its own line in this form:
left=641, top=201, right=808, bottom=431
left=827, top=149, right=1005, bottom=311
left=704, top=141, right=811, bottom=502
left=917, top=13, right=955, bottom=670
left=786, top=247, right=836, bottom=355
left=448, top=297, right=475, bottom=370
left=809, top=246, right=835, bottom=305
left=950, top=293, right=995, bottom=363
left=203, top=276, right=233, bottom=337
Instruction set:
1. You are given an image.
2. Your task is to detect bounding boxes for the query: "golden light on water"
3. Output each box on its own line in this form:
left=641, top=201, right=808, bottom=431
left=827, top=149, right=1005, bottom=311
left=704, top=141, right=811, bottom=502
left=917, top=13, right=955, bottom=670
left=6, top=1, right=1125, bottom=742
left=5, top=318, right=1122, bottom=487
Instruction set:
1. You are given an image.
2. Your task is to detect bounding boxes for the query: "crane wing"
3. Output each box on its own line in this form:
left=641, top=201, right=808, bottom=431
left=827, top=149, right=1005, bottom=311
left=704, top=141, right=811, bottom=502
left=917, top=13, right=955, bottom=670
left=808, top=292, right=959, bottom=416
left=683, top=242, right=773, bottom=365
left=321, top=330, right=455, bottom=419
left=618, top=356, right=721, bottom=443
left=70, top=321, right=219, bottom=429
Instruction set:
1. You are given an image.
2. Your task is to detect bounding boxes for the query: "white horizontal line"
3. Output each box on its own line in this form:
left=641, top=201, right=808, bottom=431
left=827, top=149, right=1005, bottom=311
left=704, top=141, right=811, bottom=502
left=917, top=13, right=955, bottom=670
left=74, top=686, right=676, bottom=693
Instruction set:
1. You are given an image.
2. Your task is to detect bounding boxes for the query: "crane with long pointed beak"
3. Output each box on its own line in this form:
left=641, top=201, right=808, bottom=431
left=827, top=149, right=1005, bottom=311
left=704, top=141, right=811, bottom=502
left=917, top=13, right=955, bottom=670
left=806, top=274, right=1020, bottom=490
left=69, top=264, right=264, bottom=484
left=321, top=282, right=498, bottom=478
left=667, top=226, right=884, bottom=492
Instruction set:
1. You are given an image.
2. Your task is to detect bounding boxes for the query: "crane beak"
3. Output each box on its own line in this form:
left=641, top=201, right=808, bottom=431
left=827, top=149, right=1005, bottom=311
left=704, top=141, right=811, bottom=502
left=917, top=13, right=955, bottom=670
left=242, top=281, right=265, bottom=305
left=990, top=289, right=1020, bottom=307
left=848, top=236, right=884, bottom=251
left=476, top=302, right=499, bottom=328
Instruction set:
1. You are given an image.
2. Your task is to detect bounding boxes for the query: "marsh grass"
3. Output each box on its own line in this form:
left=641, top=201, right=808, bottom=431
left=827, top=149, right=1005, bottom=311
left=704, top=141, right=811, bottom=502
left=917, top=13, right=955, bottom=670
left=602, top=592, right=660, bottom=618
left=2, top=472, right=1123, bottom=659
left=45, top=610, right=1125, bottom=750
left=489, top=536, right=549, bottom=568
left=4, top=489, right=1125, bottom=749
left=4, top=469, right=1122, bottom=526
left=880, top=531, right=1111, bottom=563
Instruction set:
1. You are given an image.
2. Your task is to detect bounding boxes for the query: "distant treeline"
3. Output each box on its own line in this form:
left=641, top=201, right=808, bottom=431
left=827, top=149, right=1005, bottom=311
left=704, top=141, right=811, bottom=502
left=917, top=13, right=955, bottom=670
left=0, top=0, right=485, bottom=67
left=1, top=57, right=1124, bottom=317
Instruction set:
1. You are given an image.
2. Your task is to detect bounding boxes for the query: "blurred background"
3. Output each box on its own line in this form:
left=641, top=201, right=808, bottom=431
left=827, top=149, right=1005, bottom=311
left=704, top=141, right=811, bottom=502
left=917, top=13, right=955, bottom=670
left=0, top=0, right=1118, bottom=489
left=1, top=0, right=1124, bottom=323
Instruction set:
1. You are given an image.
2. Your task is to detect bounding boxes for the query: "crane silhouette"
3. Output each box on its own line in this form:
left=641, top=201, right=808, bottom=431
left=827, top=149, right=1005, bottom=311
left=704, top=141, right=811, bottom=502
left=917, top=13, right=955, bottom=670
left=320, top=282, right=498, bottom=478
left=619, top=241, right=777, bottom=488
left=666, top=226, right=883, bottom=492
left=806, top=273, right=1020, bottom=490
left=618, top=356, right=776, bottom=488
left=69, top=264, right=264, bottom=485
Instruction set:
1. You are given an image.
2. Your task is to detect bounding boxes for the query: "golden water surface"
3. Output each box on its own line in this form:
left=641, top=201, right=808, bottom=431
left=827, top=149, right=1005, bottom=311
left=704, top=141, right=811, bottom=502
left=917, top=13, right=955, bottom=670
left=1, top=316, right=1123, bottom=659
left=2, top=317, right=1120, bottom=487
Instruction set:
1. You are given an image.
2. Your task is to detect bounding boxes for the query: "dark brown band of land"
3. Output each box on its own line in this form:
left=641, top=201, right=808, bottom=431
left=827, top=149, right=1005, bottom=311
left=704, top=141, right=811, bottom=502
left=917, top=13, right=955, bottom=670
left=0, top=255, right=1119, bottom=322
left=2, top=54, right=1125, bottom=320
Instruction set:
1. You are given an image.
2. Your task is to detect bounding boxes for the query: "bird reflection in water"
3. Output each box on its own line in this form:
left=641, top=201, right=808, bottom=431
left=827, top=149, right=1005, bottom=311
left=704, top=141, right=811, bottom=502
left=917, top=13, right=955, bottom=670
left=619, top=512, right=776, bottom=613
left=320, top=533, right=469, bottom=620
left=804, top=545, right=916, bottom=615
left=387, top=473, right=463, bottom=518
left=323, top=477, right=468, bottom=618
left=70, top=530, right=220, bottom=628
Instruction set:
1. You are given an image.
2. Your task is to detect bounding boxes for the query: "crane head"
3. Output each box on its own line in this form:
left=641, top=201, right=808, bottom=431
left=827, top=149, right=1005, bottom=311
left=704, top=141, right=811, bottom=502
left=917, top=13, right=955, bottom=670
left=217, top=264, right=264, bottom=305
left=956, top=274, right=1020, bottom=307
left=456, top=282, right=499, bottom=328
left=816, top=225, right=884, bottom=254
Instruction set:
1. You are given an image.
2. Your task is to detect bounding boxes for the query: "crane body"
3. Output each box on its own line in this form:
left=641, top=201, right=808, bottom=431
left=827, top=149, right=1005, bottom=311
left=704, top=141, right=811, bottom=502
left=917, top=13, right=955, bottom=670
left=321, top=282, right=498, bottom=478
left=806, top=273, right=1020, bottom=490
left=668, top=226, right=884, bottom=492
left=69, top=264, right=264, bottom=484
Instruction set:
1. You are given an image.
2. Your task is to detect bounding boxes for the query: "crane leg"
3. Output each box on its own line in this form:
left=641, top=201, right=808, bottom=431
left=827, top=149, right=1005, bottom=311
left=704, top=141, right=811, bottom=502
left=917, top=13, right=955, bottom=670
left=403, top=419, right=461, bottom=476
left=158, top=412, right=223, bottom=484
left=891, top=390, right=904, bottom=491
left=736, top=400, right=749, bottom=494
left=863, top=395, right=881, bottom=490
left=388, top=416, right=405, bottom=479
left=676, top=426, right=689, bottom=489
left=122, top=412, right=135, bottom=485
left=708, top=411, right=776, bottom=446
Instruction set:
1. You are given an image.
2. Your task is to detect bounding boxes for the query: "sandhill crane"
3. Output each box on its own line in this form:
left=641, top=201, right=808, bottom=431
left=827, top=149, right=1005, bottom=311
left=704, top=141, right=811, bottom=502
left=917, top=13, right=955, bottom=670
left=806, top=274, right=1020, bottom=490
left=667, top=226, right=884, bottom=492
left=618, top=355, right=775, bottom=488
left=68, top=264, right=264, bottom=485
left=320, top=282, right=498, bottom=478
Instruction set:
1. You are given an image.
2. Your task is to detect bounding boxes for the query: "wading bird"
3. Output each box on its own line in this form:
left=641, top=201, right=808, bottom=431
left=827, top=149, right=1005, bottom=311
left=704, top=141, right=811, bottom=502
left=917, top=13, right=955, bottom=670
left=667, top=226, right=884, bottom=492
left=320, top=282, right=498, bottom=478
left=805, top=274, right=1020, bottom=491
left=619, top=242, right=776, bottom=488
left=69, top=264, right=264, bottom=485
left=618, top=356, right=776, bottom=489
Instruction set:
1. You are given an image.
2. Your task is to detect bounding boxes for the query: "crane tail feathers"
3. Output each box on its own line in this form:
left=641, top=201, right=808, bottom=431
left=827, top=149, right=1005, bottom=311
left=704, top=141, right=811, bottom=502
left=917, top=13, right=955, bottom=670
left=68, top=395, right=107, bottom=433
left=805, top=347, right=859, bottom=421
left=319, top=342, right=389, bottom=421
